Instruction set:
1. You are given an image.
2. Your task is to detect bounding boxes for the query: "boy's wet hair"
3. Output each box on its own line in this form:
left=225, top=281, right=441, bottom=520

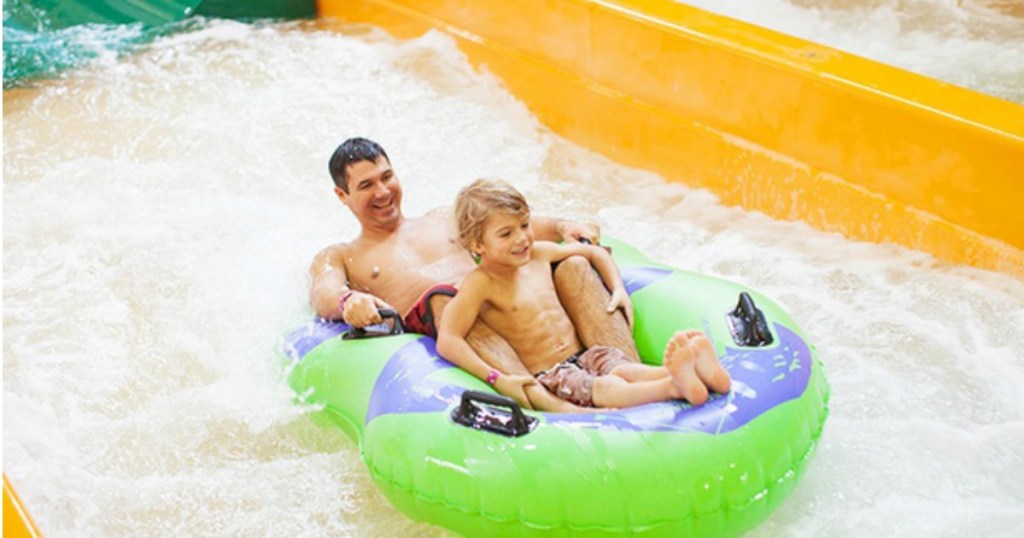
left=455, top=178, right=531, bottom=253
left=328, top=137, right=390, bottom=193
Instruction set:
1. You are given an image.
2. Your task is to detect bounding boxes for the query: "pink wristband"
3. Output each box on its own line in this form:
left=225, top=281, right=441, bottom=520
left=338, top=290, right=355, bottom=315
left=485, top=370, right=500, bottom=385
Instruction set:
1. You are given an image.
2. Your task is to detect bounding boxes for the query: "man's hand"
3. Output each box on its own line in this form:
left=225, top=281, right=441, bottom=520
left=607, top=287, right=634, bottom=328
left=494, top=374, right=538, bottom=410
left=342, top=291, right=396, bottom=328
left=555, top=220, right=601, bottom=244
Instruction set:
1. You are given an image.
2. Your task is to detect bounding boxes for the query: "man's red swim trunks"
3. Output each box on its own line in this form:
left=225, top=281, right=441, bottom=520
left=402, top=284, right=457, bottom=338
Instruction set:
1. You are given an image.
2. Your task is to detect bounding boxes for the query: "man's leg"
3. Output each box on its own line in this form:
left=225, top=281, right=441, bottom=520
left=553, top=256, right=640, bottom=361
left=429, top=295, right=582, bottom=412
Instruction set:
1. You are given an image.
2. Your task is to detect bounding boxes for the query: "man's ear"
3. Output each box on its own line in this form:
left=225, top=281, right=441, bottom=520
left=333, top=186, right=348, bottom=205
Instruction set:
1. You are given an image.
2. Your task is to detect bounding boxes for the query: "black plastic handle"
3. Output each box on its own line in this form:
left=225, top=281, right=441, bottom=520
left=578, top=237, right=610, bottom=253
left=451, top=390, right=537, bottom=437
left=726, top=292, right=773, bottom=347
left=342, top=308, right=405, bottom=340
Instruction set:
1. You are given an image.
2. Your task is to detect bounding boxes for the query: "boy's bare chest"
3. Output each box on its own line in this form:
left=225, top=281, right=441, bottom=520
left=485, top=265, right=556, bottom=315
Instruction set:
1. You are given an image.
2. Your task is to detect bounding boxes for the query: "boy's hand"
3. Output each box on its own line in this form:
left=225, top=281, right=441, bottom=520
left=494, top=374, right=538, bottom=410
left=607, top=287, right=634, bottom=328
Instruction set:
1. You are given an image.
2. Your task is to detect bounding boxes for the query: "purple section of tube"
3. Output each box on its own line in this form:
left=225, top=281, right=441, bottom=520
left=622, top=266, right=672, bottom=295
left=364, top=338, right=460, bottom=424
left=285, top=266, right=813, bottom=435
left=282, top=318, right=348, bottom=361
left=283, top=267, right=670, bottom=361
left=362, top=323, right=811, bottom=435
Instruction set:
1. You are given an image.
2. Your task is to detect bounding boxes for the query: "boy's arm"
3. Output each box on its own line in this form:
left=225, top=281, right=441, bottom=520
left=534, top=241, right=634, bottom=328
left=436, top=272, right=538, bottom=408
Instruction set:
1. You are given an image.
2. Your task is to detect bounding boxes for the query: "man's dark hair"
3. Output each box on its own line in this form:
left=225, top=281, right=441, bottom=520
left=328, top=137, right=390, bottom=193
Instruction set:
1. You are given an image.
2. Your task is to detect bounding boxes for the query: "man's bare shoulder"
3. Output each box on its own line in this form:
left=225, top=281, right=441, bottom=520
left=406, top=210, right=456, bottom=234
left=310, top=241, right=351, bottom=273
left=425, top=206, right=455, bottom=219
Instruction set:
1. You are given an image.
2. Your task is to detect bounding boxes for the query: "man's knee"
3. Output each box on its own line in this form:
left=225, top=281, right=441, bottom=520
left=554, top=255, right=591, bottom=278
left=554, top=255, right=597, bottom=291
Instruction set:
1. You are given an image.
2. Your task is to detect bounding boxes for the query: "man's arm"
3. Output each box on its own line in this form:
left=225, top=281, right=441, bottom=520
left=308, top=244, right=394, bottom=326
left=532, top=216, right=601, bottom=243
left=309, top=244, right=349, bottom=320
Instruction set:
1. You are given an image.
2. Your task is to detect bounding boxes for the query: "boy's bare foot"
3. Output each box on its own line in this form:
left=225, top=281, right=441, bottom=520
left=679, top=329, right=731, bottom=394
left=663, top=333, right=710, bottom=405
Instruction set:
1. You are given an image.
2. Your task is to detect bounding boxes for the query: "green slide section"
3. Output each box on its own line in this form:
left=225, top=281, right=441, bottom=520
left=195, top=0, right=315, bottom=20
left=3, top=0, right=315, bottom=88
left=3, top=0, right=202, bottom=29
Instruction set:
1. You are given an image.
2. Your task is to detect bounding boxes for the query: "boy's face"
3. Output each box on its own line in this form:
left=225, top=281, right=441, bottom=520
left=334, top=157, right=403, bottom=231
left=476, top=212, right=534, bottom=266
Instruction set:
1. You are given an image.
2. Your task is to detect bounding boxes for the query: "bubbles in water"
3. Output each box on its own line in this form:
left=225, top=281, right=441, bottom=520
left=676, top=0, right=1024, bottom=103
left=4, top=15, right=1024, bottom=537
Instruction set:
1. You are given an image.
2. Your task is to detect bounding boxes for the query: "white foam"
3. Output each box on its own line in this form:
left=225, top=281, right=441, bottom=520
left=4, top=18, right=1023, bottom=536
left=676, top=0, right=1024, bottom=103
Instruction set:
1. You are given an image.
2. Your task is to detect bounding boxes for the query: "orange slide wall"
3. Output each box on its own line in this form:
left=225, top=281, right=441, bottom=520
left=318, top=0, right=1024, bottom=277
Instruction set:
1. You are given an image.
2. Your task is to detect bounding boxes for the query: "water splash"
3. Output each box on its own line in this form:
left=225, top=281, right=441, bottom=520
left=677, top=0, right=1024, bottom=103
left=4, top=16, right=1023, bottom=538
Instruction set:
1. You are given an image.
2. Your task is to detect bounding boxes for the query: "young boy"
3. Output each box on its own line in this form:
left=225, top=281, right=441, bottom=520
left=437, top=179, right=731, bottom=409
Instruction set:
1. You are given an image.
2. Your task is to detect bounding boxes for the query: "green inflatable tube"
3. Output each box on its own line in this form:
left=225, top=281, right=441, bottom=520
left=284, top=238, right=830, bottom=537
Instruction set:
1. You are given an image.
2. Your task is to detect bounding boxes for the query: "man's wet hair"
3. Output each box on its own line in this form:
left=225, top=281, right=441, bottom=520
left=328, top=137, right=390, bottom=193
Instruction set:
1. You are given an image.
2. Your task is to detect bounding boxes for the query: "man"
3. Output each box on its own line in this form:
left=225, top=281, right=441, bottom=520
left=308, top=137, right=638, bottom=411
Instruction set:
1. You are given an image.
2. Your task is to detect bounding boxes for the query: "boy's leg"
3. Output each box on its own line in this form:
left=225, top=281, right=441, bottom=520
left=592, top=362, right=721, bottom=408
left=591, top=375, right=681, bottom=408
left=608, top=362, right=671, bottom=382
left=553, top=256, right=640, bottom=361
left=429, top=295, right=583, bottom=413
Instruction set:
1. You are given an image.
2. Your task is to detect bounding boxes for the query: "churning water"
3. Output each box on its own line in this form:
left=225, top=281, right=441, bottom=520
left=4, top=13, right=1024, bottom=538
left=679, top=0, right=1024, bottom=104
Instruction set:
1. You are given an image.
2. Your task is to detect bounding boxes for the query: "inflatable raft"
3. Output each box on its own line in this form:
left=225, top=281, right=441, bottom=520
left=283, top=238, right=830, bottom=537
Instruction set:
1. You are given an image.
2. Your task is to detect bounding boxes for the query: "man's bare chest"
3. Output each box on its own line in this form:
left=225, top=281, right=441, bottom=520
left=346, top=240, right=472, bottom=289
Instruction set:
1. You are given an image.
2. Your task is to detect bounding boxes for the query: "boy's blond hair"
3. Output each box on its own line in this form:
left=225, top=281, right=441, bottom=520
left=455, top=179, right=531, bottom=253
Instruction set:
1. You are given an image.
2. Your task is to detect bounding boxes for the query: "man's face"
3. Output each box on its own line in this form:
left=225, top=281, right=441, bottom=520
left=335, top=157, right=403, bottom=231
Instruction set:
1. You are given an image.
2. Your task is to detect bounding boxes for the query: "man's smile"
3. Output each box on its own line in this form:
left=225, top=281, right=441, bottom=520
left=371, top=197, right=395, bottom=211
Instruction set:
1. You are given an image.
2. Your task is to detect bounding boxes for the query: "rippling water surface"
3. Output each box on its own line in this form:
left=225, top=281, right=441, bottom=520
left=679, top=0, right=1024, bottom=103
left=4, top=17, right=1024, bottom=537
